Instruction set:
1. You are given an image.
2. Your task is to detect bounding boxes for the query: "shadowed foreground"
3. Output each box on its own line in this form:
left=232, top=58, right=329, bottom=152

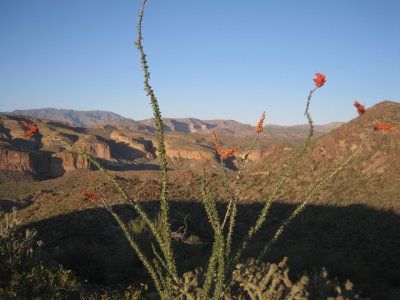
left=20, top=200, right=400, bottom=299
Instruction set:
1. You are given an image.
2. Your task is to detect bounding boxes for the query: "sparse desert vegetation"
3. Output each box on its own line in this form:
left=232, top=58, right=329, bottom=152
left=1, top=1, right=400, bottom=300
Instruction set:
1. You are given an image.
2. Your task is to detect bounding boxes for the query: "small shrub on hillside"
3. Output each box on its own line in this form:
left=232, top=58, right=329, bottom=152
left=0, top=209, right=80, bottom=299
left=81, top=283, right=148, bottom=300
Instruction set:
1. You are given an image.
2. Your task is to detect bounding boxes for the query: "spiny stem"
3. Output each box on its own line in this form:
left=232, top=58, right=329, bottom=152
left=233, top=87, right=317, bottom=266
left=256, top=143, right=361, bottom=262
left=202, top=232, right=224, bottom=299
left=109, top=208, right=164, bottom=293
left=42, top=133, right=176, bottom=284
left=201, top=165, right=221, bottom=233
left=135, top=0, right=176, bottom=280
left=221, top=136, right=259, bottom=230
left=223, top=135, right=259, bottom=267
left=85, top=171, right=164, bottom=293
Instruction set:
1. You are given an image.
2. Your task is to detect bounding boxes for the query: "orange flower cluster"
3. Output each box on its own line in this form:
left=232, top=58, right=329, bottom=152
left=81, top=191, right=100, bottom=202
left=220, top=147, right=237, bottom=160
left=20, top=121, right=39, bottom=137
left=353, top=101, right=366, bottom=116
left=313, top=73, right=326, bottom=88
left=373, top=124, right=397, bottom=132
left=211, top=130, right=237, bottom=160
left=256, top=112, right=266, bottom=133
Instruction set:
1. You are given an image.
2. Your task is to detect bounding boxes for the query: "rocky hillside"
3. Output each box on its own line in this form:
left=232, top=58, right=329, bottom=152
left=0, top=115, right=110, bottom=178
left=241, top=100, right=400, bottom=207
left=1, top=102, right=396, bottom=188
left=1, top=101, right=399, bottom=298
left=0, top=114, right=301, bottom=178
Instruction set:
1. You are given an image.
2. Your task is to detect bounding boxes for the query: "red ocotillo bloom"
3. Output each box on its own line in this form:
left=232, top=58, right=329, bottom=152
left=211, top=130, right=237, bottom=160
left=220, top=147, right=237, bottom=160
left=313, top=73, right=326, bottom=88
left=81, top=191, right=100, bottom=203
left=256, top=112, right=266, bottom=133
left=20, top=121, right=39, bottom=137
left=211, top=130, right=222, bottom=154
left=354, top=101, right=366, bottom=116
left=374, top=124, right=397, bottom=132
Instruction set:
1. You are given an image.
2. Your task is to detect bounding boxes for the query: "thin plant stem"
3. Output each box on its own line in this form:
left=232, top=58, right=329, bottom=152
left=201, top=165, right=221, bottom=233
left=86, top=175, right=164, bottom=293
left=200, top=164, right=225, bottom=299
left=212, top=238, right=226, bottom=300
left=135, top=0, right=177, bottom=281
left=221, top=136, right=259, bottom=230
left=233, top=87, right=317, bottom=266
left=223, top=136, right=259, bottom=265
left=201, top=232, right=224, bottom=300
left=257, top=142, right=362, bottom=262
left=42, top=133, right=176, bottom=283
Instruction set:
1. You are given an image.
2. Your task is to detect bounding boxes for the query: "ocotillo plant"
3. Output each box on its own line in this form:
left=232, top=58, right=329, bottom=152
left=19, top=1, right=393, bottom=299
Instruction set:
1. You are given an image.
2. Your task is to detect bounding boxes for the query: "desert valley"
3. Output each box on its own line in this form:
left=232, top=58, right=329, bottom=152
left=1, top=102, right=399, bottom=299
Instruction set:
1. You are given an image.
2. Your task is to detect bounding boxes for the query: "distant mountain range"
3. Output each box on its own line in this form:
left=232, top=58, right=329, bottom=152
left=2, top=108, right=343, bottom=136
left=5, top=108, right=126, bottom=127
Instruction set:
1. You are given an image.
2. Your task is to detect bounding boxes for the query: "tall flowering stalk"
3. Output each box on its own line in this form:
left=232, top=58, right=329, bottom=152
left=221, top=112, right=266, bottom=265
left=232, top=73, right=324, bottom=267
left=38, top=132, right=173, bottom=294
left=135, top=0, right=177, bottom=287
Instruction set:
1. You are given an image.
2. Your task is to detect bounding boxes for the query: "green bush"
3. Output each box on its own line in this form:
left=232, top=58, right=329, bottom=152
left=0, top=209, right=80, bottom=299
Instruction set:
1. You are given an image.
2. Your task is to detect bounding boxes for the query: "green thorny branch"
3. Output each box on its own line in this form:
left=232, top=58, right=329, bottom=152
left=220, top=135, right=260, bottom=265
left=232, top=87, right=318, bottom=268
left=256, top=140, right=365, bottom=262
left=135, top=0, right=177, bottom=284
left=200, top=164, right=224, bottom=299
left=41, top=133, right=169, bottom=293
left=200, top=132, right=260, bottom=297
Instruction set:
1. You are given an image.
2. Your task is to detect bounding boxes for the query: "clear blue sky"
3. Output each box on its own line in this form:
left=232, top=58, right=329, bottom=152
left=0, top=0, right=399, bottom=125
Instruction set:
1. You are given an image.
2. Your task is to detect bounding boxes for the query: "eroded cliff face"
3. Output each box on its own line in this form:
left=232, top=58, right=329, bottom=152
left=0, top=148, right=52, bottom=177
left=0, top=115, right=112, bottom=178
left=50, top=151, right=90, bottom=177
left=164, top=138, right=215, bottom=161
left=0, top=114, right=303, bottom=178
left=78, top=142, right=111, bottom=160
left=110, top=131, right=155, bottom=159
left=166, top=149, right=215, bottom=161
left=0, top=148, right=33, bottom=172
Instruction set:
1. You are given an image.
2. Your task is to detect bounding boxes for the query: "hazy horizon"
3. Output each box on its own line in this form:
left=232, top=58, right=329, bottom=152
left=3, top=106, right=350, bottom=127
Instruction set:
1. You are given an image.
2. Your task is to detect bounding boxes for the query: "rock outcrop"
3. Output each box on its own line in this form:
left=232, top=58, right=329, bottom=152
left=246, top=144, right=292, bottom=161
left=0, top=148, right=52, bottom=177
left=166, top=149, right=215, bottom=161
left=110, top=131, right=155, bottom=159
left=74, top=135, right=111, bottom=160
left=50, top=151, right=89, bottom=177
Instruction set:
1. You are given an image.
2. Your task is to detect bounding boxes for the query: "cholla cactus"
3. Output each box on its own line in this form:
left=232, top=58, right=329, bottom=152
left=168, top=257, right=363, bottom=299
left=230, top=257, right=308, bottom=299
